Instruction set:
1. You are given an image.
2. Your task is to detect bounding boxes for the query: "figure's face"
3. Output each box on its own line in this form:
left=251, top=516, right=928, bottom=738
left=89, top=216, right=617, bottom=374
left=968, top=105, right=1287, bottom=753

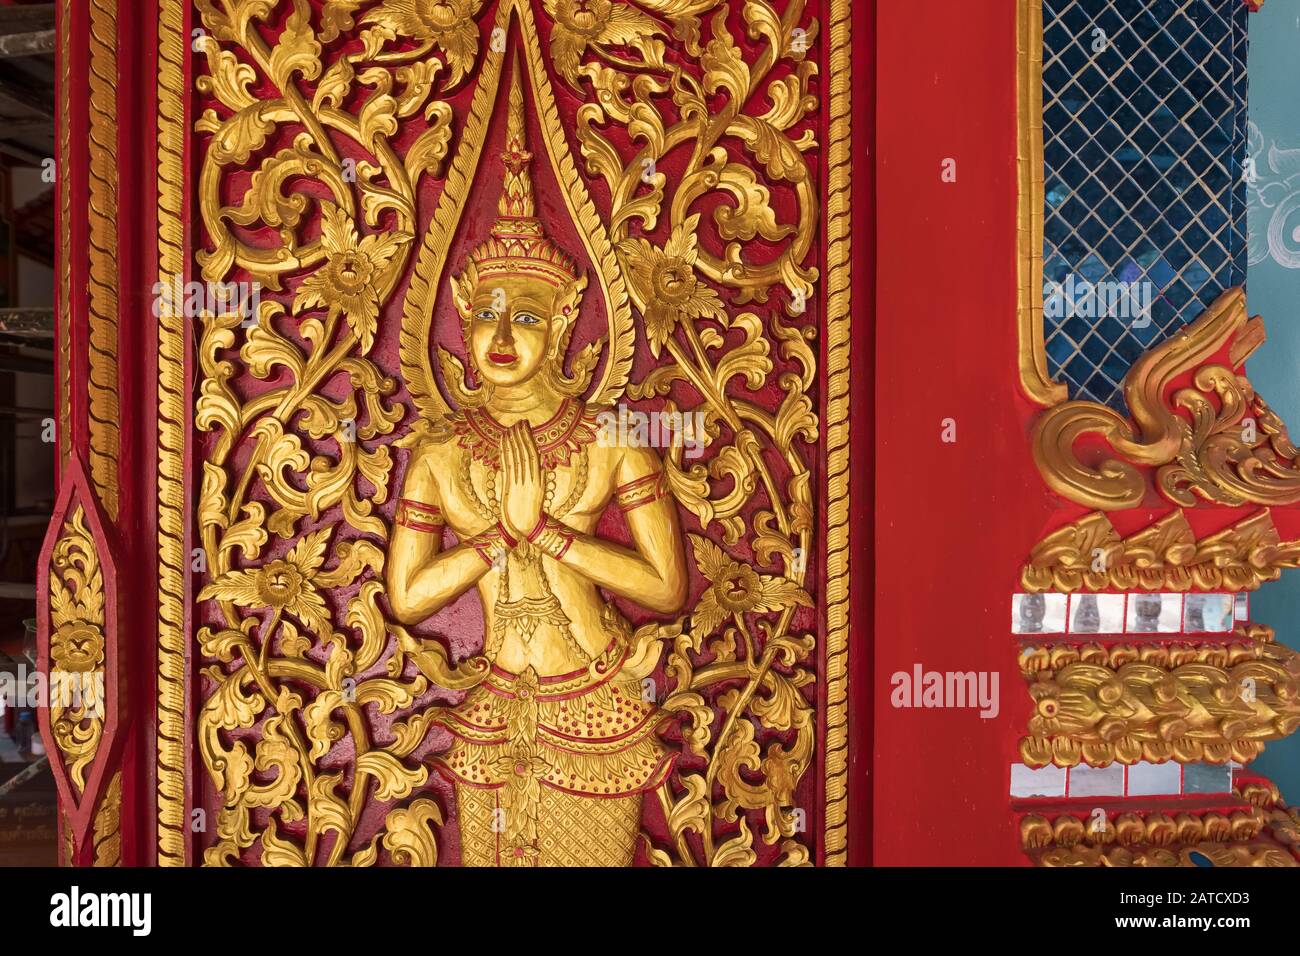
left=467, top=274, right=561, bottom=388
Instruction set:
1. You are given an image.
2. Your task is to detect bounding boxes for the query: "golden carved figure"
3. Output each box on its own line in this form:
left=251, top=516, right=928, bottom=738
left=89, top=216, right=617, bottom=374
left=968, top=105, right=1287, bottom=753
left=386, top=58, right=688, bottom=866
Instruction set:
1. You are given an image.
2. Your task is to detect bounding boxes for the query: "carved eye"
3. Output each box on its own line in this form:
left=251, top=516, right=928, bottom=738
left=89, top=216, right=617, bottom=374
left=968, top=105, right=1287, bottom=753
left=513, top=312, right=541, bottom=326
left=475, top=309, right=496, bottom=322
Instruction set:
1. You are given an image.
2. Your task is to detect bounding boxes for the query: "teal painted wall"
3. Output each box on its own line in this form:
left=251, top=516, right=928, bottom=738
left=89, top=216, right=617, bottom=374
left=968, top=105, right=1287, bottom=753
left=1243, top=2, right=1300, bottom=801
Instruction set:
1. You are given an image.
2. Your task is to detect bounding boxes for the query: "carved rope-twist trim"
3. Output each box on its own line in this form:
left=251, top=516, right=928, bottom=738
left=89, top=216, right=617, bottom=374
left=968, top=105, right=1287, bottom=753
left=156, top=0, right=188, bottom=866
left=822, top=0, right=852, bottom=865
left=87, top=0, right=118, bottom=518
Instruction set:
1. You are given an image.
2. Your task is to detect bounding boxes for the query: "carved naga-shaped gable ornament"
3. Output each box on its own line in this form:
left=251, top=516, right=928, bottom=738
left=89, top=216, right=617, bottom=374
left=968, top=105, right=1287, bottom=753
left=1032, top=288, right=1300, bottom=512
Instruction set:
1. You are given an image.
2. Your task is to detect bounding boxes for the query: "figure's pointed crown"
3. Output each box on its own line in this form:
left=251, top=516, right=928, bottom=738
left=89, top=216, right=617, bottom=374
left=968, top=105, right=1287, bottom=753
left=463, top=50, right=580, bottom=289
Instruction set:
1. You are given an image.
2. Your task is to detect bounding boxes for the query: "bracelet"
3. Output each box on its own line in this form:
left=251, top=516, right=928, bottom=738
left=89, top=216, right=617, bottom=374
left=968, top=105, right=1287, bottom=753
left=497, top=520, right=518, bottom=549
left=532, top=516, right=574, bottom=561
left=615, top=472, right=667, bottom=512
left=466, top=526, right=508, bottom=568
left=397, top=498, right=446, bottom=533
left=525, top=514, right=548, bottom=543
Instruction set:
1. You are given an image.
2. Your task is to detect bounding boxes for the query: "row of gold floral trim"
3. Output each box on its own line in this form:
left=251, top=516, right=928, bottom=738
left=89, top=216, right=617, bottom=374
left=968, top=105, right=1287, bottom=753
left=1021, top=782, right=1300, bottom=867
left=1022, top=508, right=1300, bottom=594
left=1019, top=623, right=1278, bottom=676
left=1031, top=841, right=1296, bottom=867
left=1021, top=807, right=1267, bottom=850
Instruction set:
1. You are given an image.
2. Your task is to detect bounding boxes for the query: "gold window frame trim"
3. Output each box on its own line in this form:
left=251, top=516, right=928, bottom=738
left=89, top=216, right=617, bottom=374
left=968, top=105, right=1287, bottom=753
left=154, top=0, right=854, bottom=867
left=1017, top=0, right=1068, bottom=407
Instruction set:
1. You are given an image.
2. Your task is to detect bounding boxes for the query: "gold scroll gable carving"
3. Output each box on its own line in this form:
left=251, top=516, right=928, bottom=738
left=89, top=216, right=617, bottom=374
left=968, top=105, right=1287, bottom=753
left=1031, top=287, right=1300, bottom=511
left=1021, top=507, right=1300, bottom=594
left=191, top=0, right=825, bottom=867
left=1017, top=627, right=1300, bottom=769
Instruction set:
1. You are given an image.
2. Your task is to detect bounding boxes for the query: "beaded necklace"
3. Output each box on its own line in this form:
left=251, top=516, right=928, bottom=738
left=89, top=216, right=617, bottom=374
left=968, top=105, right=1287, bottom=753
left=453, top=399, right=596, bottom=664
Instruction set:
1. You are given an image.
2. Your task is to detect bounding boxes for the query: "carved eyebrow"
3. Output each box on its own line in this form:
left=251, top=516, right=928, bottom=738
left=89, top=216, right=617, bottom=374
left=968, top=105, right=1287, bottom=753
left=509, top=296, right=552, bottom=311
left=469, top=293, right=552, bottom=311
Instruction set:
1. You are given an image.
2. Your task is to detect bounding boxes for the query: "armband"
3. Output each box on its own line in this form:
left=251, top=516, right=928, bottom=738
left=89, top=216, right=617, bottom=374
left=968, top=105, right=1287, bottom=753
left=615, top=472, right=667, bottom=513
left=397, top=498, right=446, bottom=533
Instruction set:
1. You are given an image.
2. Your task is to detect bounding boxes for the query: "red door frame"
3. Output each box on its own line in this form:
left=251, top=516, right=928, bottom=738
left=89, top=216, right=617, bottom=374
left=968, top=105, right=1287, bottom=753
left=874, top=0, right=1034, bottom=866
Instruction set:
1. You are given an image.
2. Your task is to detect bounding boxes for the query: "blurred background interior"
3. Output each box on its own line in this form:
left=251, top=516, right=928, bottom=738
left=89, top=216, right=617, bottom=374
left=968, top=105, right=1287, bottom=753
left=0, top=0, right=57, bottom=867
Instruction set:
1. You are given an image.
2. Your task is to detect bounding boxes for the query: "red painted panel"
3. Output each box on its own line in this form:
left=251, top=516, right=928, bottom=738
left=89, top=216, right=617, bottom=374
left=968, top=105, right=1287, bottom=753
left=875, top=0, right=1041, bottom=866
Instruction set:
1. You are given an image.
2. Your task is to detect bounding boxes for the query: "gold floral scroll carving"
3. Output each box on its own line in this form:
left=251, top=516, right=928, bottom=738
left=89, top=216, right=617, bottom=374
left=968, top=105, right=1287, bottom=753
left=184, top=0, right=838, bottom=867
left=41, top=485, right=121, bottom=868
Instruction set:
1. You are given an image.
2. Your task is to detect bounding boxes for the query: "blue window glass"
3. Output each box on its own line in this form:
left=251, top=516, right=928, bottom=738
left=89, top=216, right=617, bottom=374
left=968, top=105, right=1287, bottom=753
left=1042, top=0, right=1248, bottom=410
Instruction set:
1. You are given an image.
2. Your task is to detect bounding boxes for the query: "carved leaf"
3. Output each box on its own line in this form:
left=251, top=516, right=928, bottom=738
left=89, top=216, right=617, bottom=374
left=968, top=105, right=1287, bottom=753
left=356, top=751, right=427, bottom=801
left=382, top=799, right=444, bottom=866
left=267, top=0, right=322, bottom=90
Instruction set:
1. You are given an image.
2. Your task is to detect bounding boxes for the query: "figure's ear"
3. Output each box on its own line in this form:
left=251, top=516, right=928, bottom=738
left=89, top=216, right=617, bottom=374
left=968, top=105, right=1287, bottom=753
left=451, top=264, right=477, bottom=320
left=552, top=273, right=587, bottom=328
left=545, top=272, right=602, bottom=398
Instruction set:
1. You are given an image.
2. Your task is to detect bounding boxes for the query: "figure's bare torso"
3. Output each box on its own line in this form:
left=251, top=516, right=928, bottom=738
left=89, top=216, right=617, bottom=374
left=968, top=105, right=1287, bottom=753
left=414, top=416, right=628, bottom=675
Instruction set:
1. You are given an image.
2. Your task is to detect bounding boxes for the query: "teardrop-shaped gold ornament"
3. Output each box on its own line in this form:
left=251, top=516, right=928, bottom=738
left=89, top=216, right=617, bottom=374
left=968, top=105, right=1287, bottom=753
left=400, top=0, right=635, bottom=420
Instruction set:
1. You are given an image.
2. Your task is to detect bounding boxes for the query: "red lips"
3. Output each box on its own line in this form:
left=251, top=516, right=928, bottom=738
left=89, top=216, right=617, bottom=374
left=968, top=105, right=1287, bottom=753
left=487, top=352, right=517, bottom=366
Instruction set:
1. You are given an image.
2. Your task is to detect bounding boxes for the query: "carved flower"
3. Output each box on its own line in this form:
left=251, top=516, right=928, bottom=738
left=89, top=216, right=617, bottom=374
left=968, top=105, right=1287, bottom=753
left=506, top=841, right=542, bottom=864
left=688, top=535, right=811, bottom=647
left=293, top=203, right=406, bottom=355
left=492, top=748, right=549, bottom=782
left=50, top=623, right=105, bottom=674
left=1028, top=681, right=1064, bottom=735
left=1027, top=677, right=1109, bottom=737
left=362, top=0, right=484, bottom=87
left=543, top=0, right=666, bottom=87
left=714, top=564, right=762, bottom=612
left=619, top=215, right=725, bottom=357
left=199, top=528, right=334, bottom=639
